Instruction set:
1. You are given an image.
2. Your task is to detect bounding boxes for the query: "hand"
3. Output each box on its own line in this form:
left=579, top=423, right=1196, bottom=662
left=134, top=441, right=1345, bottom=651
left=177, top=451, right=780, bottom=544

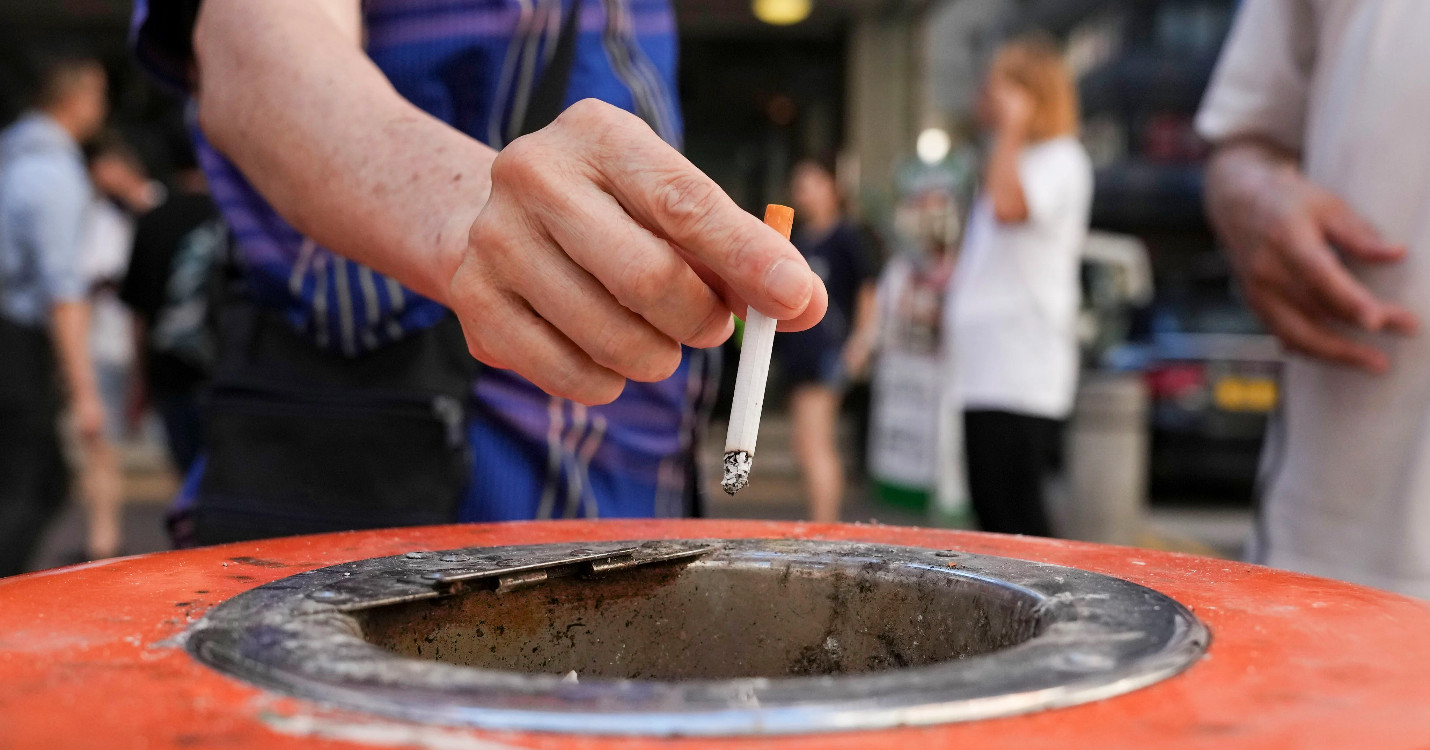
left=449, top=99, right=828, bottom=405
left=1208, top=144, right=1418, bottom=372
left=841, top=339, right=872, bottom=381
left=988, top=78, right=1034, bottom=137
left=73, top=391, right=107, bottom=446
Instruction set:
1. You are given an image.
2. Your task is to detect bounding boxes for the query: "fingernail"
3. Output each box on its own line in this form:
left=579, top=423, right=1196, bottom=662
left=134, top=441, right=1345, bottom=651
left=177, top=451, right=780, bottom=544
left=765, top=258, right=811, bottom=311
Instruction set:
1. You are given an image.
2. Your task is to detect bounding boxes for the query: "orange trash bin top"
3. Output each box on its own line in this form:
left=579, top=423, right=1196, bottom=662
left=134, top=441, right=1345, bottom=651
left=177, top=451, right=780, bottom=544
left=2, top=518, right=1429, bottom=749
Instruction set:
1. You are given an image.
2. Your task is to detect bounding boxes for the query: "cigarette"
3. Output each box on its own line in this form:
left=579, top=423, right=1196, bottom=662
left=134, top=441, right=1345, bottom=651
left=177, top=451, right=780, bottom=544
left=722, top=204, right=795, bottom=495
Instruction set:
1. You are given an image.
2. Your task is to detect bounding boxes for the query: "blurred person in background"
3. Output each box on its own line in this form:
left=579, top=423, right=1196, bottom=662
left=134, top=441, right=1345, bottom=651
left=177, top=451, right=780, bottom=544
left=777, top=160, right=878, bottom=523
left=1199, top=0, right=1430, bottom=596
left=120, top=129, right=221, bottom=477
left=131, top=0, right=824, bottom=544
left=777, top=158, right=875, bottom=520
left=949, top=36, right=1093, bottom=537
left=867, top=162, right=975, bottom=524
left=75, top=132, right=163, bottom=562
left=0, top=55, right=108, bottom=576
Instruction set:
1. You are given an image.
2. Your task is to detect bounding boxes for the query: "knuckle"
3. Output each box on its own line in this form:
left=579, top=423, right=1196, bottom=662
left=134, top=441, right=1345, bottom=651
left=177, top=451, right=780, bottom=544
left=589, top=321, right=642, bottom=370
left=653, top=173, right=723, bottom=238
left=496, top=148, right=573, bottom=212
left=451, top=286, right=505, bottom=340
left=465, top=208, right=501, bottom=249
left=558, top=99, right=643, bottom=144
left=465, top=335, right=497, bottom=365
left=557, top=98, right=608, bottom=127
left=458, top=223, right=517, bottom=286
left=588, top=321, right=678, bottom=382
left=490, top=135, right=543, bottom=185
left=546, top=356, right=595, bottom=400
left=617, top=250, right=685, bottom=310
left=549, top=358, right=624, bottom=405
left=447, top=253, right=487, bottom=306
left=460, top=321, right=501, bottom=365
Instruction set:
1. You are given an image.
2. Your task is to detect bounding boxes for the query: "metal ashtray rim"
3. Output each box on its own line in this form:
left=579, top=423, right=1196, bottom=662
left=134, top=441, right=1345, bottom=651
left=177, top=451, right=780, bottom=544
left=184, top=538, right=1209, bottom=736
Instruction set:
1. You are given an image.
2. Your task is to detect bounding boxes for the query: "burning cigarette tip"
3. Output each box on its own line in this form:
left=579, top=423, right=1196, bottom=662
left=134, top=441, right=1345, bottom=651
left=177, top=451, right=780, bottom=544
left=722, top=450, right=753, bottom=495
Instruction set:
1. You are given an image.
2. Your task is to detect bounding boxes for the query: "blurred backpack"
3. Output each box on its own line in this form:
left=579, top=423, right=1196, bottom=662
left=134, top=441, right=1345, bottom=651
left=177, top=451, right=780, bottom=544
left=148, top=217, right=226, bottom=375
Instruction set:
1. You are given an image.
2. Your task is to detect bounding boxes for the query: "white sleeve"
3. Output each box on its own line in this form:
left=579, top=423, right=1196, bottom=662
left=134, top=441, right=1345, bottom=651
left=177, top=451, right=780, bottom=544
left=1195, top=0, right=1317, bottom=150
left=1018, top=145, right=1091, bottom=227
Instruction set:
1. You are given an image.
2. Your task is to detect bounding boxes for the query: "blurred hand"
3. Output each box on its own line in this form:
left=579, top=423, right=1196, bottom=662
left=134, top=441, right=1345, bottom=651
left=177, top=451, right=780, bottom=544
left=842, top=339, right=872, bottom=382
left=449, top=99, right=828, bottom=405
left=73, top=391, right=107, bottom=446
left=1207, top=141, right=1418, bottom=373
left=988, top=78, right=1034, bottom=137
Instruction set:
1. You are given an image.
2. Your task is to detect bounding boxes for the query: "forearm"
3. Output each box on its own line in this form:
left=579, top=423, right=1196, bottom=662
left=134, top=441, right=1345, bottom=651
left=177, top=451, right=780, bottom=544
left=192, top=0, right=495, bottom=304
left=51, top=301, right=98, bottom=404
left=986, top=131, right=1029, bottom=223
left=847, top=284, right=879, bottom=349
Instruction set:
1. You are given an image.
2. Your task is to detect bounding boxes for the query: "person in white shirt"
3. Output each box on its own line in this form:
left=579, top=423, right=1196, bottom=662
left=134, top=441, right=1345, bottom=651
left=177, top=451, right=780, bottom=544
left=949, top=36, right=1093, bottom=536
left=1198, top=0, right=1430, bottom=597
left=75, top=133, right=163, bottom=562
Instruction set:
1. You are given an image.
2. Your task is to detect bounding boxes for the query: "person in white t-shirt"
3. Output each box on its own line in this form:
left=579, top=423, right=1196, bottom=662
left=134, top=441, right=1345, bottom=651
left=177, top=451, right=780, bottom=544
left=76, top=133, right=162, bottom=563
left=1198, top=0, right=1430, bottom=596
left=949, top=36, right=1094, bottom=536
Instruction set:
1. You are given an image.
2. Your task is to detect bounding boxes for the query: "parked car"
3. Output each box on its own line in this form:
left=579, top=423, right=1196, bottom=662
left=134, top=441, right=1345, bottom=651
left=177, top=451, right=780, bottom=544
left=1106, top=262, right=1278, bottom=502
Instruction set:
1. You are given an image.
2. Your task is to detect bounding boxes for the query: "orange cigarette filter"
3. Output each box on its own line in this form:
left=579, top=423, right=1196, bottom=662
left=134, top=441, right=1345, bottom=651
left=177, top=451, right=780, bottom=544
left=764, top=203, right=794, bottom=238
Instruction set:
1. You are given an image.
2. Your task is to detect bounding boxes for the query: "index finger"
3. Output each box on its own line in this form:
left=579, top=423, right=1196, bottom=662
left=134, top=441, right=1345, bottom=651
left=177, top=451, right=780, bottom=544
left=565, top=102, right=825, bottom=323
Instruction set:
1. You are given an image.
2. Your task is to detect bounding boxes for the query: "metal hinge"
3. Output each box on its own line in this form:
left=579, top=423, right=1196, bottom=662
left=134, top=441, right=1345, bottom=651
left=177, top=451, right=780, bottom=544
left=321, top=541, right=718, bottom=612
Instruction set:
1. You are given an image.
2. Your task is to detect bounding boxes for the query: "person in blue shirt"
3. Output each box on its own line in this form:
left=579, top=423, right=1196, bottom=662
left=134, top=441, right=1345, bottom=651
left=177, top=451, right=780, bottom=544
left=131, top=0, right=828, bottom=542
left=0, top=56, right=110, bottom=575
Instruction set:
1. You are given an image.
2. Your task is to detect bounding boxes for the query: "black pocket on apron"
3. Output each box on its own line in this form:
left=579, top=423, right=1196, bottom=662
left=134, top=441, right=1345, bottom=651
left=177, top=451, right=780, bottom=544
left=194, top=304, right=476, bottom=545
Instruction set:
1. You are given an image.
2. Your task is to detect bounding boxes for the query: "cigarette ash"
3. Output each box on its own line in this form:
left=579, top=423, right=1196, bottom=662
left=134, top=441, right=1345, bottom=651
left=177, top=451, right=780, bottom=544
left=722, top=450, right=753, bottom=495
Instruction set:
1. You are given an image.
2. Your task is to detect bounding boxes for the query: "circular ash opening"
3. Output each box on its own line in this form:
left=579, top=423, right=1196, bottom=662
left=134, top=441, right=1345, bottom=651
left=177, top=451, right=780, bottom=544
left=185, top=539, right=1208, bottom=736
left=354, top=555, right=1041, bottom=679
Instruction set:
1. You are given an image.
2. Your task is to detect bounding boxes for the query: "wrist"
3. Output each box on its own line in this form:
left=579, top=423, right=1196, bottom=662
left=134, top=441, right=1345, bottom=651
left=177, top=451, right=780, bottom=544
left=431, top=157, right=496, bottom=308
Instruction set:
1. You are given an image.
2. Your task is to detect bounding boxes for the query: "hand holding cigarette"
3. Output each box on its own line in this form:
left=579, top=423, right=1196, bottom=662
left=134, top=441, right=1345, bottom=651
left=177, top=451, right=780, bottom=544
left=446, top=100, right=828, bottom=405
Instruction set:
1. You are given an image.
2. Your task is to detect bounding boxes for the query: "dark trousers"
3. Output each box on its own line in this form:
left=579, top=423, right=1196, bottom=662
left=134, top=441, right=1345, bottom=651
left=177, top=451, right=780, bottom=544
left=0, top=319, right=68, bottom=577
left=153, top=391, right=204, bottom=474
left=964, top=409, right=1065, bottom=537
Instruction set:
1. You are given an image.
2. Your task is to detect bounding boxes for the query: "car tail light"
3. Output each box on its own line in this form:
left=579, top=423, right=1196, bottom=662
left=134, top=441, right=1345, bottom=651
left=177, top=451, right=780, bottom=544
left=1145, top=363, right=1206, bottom=401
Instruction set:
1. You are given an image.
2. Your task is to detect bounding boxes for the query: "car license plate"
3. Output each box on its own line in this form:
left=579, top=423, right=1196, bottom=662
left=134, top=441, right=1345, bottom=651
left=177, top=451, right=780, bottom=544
left=1213, top=375, right=1277, bottom=413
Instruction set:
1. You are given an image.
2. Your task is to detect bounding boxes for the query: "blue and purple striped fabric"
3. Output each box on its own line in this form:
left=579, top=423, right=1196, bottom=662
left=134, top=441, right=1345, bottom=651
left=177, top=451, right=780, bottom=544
left=131, top=0, right=713, bottom=522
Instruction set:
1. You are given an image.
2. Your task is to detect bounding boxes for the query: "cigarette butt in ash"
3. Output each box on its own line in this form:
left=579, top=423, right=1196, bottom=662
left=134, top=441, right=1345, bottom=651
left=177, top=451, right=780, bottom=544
left=722, top=204, right=795, bottom=495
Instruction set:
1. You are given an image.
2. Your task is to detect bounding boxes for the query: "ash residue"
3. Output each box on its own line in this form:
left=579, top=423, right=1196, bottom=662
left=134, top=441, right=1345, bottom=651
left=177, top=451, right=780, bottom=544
left=722, top=451, right=753, bottom=495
